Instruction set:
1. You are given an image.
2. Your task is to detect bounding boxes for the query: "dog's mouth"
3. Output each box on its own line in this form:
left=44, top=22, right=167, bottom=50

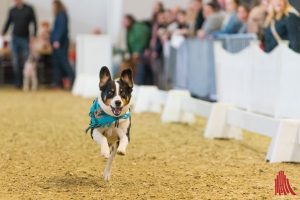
left=110, top=106, right=122, bottom=116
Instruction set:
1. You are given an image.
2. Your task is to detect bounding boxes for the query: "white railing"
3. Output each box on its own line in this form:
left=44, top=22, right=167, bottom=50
left=132, top=42, right=300, bottom=163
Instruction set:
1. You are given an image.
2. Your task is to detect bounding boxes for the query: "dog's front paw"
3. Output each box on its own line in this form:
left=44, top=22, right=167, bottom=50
left=101, top=147, right=110, bottom=159
left=103, top=171, right=110, bottom=181
left=117, top=148, right=126, bottom=156
left=101, top=151, right=110, bottom=159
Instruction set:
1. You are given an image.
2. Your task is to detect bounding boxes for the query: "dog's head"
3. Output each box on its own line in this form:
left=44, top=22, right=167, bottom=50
left=98, top=66, right=133, bottom=117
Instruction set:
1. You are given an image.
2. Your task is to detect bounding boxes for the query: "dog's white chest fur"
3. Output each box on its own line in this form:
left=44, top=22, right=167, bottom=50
left=96, top=118, right=130, bottom=144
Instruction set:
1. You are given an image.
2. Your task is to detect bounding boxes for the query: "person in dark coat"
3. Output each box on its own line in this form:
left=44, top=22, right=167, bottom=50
left=286, top=11, right=300, bottom=52
left=50, top=0, right=73, bottom=89
left=2, top=0, right=37, bottom=88
left=264, top=18, right=287, bottom=52
left=194, top=0, right=205, bottom=32
left=289, top=0, right=300, bottom=12
left=150, top=11, right=167, bottom=89
left=263, top=0, right=300, bottom=52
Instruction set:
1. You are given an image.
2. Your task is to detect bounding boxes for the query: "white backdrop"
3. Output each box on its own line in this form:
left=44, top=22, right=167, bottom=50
left=0, top=0, right=11, bottom=30
left=26, top=0, right=109, bottom=39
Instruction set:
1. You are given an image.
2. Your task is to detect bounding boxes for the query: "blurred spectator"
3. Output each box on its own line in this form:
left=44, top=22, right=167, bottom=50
left=51, top=0, right=74, bottom=89
left=165, top=10, right=179, bottom=35
left=186, top=1, right=197, bottom=32
left=263, top=0, right=300, bottom=52
left=193, top=0, right=205, bottom=34
left=174, top=10, right=190, bottom=36
left=92, top=28, right=102, bottom=35
left=289, top=0, right=300, bottom=12
left=248, top=0, right=270, bottom=38
left=218, top=0, right=227, bottom=9
left=165, top=9, right=176, bottom=25
left=237, top=4, right=251, bottom=33
left=152, top=1, right=165, bottom=18
left=32, top=21, right=51, bottom=54
left=197, top=1, right=224, bottom=39
left=171, top=5, right=181, bottom=17
left=239, top=0, right=259, bottom=7
left=145, top=1, right=165, bottom=28
left=213, top=0, right=242, bottom=37
left=2, top=0, right=37, bottom=88
left=165, top=6, right=183, bottom=34
left=150, top=11, right=167, bottom=89
left=285, top=2, right=300, bottom=52
left=122, top=14, right=151, bottom=85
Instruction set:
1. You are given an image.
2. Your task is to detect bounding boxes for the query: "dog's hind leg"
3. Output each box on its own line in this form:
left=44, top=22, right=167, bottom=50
left=103, top=143, right=117, bottom=181
left=23, top=76, right=29, bottom=92
left=32, top=72, right=38, bottom=91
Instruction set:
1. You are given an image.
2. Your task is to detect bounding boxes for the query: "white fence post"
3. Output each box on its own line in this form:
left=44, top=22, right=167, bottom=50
left=161, top=90, right=195, bottom=124
left=267, top=119, right=300, bottom=163
left=204, top=103, right=242, bottom=139
left=133, top=86, right=161, bottom=113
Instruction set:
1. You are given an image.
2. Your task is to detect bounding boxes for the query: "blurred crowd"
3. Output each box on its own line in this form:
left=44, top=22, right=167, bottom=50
left=117, top=0, right=300, bottom=89
left=1, top=0, right=74, bottom=90
left=1, top=0, right=300, bottom=91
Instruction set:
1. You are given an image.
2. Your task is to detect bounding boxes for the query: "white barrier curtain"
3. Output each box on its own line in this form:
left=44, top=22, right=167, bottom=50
left=25, top=0, right=109, bottom=39
left=107, top=0, right=123, bottom=45
left=0, top=0, right=11, bottom=28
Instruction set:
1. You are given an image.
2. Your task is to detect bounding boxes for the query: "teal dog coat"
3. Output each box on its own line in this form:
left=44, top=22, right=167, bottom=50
left=86, top=98, right=131, bottom=138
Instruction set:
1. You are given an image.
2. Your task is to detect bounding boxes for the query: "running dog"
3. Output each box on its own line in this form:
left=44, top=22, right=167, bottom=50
left=86, top=66, right=133, bottom=181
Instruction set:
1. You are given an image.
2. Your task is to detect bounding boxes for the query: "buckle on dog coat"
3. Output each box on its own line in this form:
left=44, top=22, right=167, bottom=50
left=85, top=98, right=131, bottom=138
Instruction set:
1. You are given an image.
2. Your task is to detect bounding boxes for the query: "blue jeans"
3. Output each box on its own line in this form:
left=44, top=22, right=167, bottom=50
left=52, top=41, right=74, bottom=86
left=11, top=36, right=29, bottom=87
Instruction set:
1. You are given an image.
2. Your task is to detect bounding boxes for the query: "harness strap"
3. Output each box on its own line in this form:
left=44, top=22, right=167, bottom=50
left=85, top=126, right=94, bottom=139
left=115, top=119, right=120, bottom=128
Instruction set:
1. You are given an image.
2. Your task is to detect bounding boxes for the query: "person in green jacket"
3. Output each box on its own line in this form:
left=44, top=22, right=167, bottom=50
left=123, top=14, right=151, bottom=85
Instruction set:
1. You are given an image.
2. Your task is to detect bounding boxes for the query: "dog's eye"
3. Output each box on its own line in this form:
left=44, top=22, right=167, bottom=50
left=108, top=90, right=114, bottom=96
left=120, top=91, right=126, bottom=97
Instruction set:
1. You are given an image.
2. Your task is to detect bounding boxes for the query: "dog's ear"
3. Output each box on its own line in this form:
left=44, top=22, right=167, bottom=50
left=120, top=68, right=133, bottom=88
left=99, top=66, right=111, bottom=89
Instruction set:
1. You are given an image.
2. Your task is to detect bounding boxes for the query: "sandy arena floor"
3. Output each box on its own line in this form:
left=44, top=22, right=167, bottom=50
left=0, top=89, right=299, bottom=200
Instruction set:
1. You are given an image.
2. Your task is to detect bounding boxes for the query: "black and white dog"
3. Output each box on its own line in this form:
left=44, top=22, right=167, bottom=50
left=87, top=66, right=133, bottom=181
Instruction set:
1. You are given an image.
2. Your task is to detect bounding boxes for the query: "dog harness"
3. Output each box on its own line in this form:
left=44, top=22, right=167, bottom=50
left=85, top=98, right=131, bottom=138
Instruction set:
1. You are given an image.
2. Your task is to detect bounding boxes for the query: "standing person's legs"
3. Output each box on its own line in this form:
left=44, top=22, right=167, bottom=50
left=61, top=42, right=74, bottom=83
left=11, top=37, right=22, bottom=88
left=134, top=53, right=146, bottom=85
left=11, top=37, right=29, bottom=88
left=51, top=49, right=62, bottom=87
left=150, top=57, right=162, bottom=87
left=19, top=38, right=29, bottom=87
left=151, top=57, right=165, bottom=89
left=157, top=57, right=165, bottom=90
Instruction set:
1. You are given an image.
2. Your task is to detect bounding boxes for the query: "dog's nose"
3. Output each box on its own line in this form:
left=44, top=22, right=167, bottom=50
left=115, top=100, right=122, bottom=107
